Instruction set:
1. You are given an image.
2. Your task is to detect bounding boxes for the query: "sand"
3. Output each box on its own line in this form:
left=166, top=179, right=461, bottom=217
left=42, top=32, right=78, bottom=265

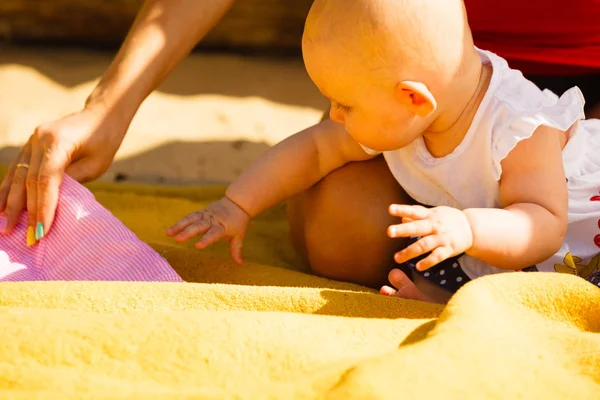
left=0, top=46, right=328, bottom=184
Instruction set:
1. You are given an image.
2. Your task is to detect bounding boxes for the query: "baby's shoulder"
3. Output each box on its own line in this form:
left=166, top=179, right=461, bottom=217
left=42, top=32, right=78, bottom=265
left=472, top=51, right=586, bottom=180
left=479, top=56, right=584, bottom=137
left=488, top=65, right=565, bottom=118
left=474, top=50, right=585, bottom=130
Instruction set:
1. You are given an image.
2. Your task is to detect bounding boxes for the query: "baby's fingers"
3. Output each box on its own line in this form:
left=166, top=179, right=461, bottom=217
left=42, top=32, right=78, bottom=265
left=394, top=235, right=438, bottom=264
left=195, top=225, right=226, bottom=250
left=415, top=246, right=453, bottom=271
left=229, top=235, right=244, bottom=265
left=388, top=220, right=433, bottom=238
left=174, top=219, right=212, bottom=243
left=389, top=204, right=430, bottom=219
left=166, top=211, right=204, bottom=237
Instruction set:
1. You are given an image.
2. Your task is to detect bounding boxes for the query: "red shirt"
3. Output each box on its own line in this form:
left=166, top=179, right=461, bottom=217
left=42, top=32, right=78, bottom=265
left=464, top=0, right=600, bottom=75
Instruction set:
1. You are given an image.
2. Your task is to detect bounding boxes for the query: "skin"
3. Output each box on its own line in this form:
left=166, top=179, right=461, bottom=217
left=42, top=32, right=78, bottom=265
left=169, top=0, right=569, bottom=303
left=0, top=0, right=237, bottom=241
left=0, top=0, right=573, bottom=303
left=304, top=0, right=569, bottom=278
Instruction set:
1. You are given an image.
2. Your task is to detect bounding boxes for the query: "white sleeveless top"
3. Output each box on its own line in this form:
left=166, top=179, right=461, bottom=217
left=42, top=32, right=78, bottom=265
left=366, top=49, right=600, bottom=280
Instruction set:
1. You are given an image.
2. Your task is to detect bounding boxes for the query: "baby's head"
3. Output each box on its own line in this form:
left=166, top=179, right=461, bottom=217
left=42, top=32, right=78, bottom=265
left=302, top=0, right=476, bottom=151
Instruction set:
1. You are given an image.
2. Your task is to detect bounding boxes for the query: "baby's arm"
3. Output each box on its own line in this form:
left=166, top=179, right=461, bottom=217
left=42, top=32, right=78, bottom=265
left=464, top=125, right=568, bottom=270
left=224, top=119, right=375, bottom=217
left=167, top=119, right=376, bottom=262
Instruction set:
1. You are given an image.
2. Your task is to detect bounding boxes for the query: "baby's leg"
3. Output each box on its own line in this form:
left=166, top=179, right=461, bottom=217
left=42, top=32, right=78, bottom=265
left=287, top=155, right=455, bottom=303
left=287, top=156, right=413, bottom=289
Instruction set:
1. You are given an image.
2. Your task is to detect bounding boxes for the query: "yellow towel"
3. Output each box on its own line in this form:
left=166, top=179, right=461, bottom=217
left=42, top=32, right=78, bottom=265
left=0, top=179, right=599, bottom=399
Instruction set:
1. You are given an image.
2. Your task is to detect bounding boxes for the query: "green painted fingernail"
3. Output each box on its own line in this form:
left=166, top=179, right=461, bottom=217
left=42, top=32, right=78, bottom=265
left=35, top=222, right=44, bottom=240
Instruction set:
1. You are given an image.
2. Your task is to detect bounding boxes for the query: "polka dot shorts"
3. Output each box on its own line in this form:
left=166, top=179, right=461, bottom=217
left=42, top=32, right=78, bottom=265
left=402, top=237, right=471, bottom=293
left=588, top=270, right=600, bottom=288
left=403, top=237, right=600, bottom=292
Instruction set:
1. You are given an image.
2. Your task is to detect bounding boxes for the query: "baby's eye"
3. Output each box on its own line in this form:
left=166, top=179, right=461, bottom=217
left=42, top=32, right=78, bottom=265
left=333, top=102, right=352, bottom=113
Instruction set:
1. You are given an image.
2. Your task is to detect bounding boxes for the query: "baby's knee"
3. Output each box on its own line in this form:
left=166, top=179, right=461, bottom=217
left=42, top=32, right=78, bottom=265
left=305, top=232, right=401, bottom=289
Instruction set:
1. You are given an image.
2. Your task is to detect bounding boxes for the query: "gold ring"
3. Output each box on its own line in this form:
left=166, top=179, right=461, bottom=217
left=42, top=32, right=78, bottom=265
left=16, top=163, right=30, bottom=169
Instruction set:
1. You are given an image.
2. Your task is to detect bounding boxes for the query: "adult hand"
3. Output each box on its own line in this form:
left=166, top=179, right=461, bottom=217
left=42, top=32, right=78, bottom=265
left=387, top=204, right=474, bottom=271
left=0, top=106, right=127, bottom=243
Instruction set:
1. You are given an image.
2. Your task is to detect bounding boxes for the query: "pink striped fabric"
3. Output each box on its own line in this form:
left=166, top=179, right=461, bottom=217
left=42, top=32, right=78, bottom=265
left=0, top=176, right=183, bottom=282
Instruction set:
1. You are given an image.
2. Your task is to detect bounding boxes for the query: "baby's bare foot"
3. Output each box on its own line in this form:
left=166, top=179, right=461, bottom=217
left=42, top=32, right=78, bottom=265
left=380, top=268, right=434, bottom=303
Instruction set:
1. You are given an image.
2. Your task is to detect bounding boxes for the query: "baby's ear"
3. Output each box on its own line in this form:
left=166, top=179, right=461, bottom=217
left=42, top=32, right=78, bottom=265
left=396, top=81, right=437, bottom=117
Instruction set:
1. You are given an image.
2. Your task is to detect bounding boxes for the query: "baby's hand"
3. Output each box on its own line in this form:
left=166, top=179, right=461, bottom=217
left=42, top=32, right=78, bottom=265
left=387, top=204, right=473, bottom=271
left=166, top=197, right=251, bottom=264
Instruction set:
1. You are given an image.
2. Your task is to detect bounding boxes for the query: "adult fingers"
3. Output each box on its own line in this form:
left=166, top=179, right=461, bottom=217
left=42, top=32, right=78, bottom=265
left=26, top=136, right=43, bottom=235
left=394, top=235, right=439, bottom=264
left=3, top=144, right=32, bottom=235
left=34, top=135, right=73, bottom=238
left=388, top=219, right=433, bottom=238
left=0, top=159, right=18, bottom=214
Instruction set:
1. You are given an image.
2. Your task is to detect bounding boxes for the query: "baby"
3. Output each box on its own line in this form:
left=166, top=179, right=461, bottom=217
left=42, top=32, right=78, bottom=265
left=167, top=0, right=600, bottom=302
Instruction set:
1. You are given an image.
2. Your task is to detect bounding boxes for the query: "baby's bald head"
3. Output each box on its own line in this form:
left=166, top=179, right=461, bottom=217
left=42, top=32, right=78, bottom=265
left=303, top=0, right=471, bottom=85
left=301, top=0, right=479, bottom=152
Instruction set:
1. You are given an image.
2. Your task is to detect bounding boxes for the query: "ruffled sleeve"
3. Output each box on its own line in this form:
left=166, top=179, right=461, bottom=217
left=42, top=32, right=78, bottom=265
left=491, top=86, right=586, bottom=180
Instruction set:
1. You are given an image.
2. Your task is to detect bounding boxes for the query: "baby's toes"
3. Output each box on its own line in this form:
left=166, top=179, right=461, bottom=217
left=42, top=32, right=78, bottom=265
left=383, top=268, right=433, bottom=302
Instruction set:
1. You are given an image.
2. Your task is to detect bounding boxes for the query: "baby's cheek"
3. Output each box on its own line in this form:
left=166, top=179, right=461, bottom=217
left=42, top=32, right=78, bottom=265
left=350, top=114, right=378, bottom=135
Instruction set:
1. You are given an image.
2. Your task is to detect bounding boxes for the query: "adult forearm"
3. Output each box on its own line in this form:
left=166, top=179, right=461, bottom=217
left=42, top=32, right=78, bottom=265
left=85, top=0, right=236, bottom=123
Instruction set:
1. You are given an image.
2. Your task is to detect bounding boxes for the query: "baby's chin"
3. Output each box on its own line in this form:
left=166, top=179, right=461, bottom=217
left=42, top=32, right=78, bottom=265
left=389, top=133, right=426, bottom=151
left=365, top=138, right=415, bottom=153
left=351, top=127, right=417, bottom=152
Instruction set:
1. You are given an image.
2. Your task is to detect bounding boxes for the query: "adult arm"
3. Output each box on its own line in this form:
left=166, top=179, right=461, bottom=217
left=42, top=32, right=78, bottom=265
left=0, top=0, right=237, bottom=242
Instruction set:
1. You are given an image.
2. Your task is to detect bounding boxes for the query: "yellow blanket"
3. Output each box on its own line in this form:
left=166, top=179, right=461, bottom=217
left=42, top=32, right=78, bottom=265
left=0, top=181, right=599, bottom=399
